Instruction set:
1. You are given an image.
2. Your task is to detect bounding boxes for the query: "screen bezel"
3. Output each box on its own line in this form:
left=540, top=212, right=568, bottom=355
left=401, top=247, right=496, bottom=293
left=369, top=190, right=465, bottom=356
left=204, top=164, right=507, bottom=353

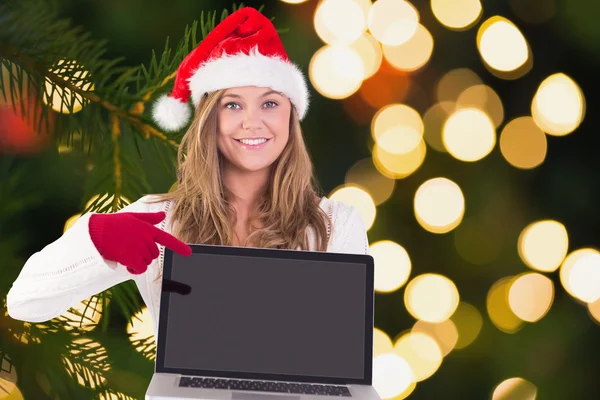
left=155, top=244, right=374, bottom=386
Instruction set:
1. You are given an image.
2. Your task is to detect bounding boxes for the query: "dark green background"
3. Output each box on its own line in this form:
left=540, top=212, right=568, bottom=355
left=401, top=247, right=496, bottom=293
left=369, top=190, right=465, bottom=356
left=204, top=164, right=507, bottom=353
left=2, top=0, right=600, bottom=398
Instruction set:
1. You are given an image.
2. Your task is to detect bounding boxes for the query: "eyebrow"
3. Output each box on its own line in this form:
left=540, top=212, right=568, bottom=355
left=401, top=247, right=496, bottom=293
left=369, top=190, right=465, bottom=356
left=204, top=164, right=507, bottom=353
left=221, top=90, right=283, bottom=100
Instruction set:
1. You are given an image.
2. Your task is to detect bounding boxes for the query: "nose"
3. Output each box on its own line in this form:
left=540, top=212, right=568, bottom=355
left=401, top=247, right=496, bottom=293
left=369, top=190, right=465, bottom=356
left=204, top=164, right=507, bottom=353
left=241, top=108, right=263, bottom=132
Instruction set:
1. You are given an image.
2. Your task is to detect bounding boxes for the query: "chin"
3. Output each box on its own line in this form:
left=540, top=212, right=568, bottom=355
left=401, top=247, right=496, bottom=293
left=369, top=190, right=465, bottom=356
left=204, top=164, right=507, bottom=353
left=234, top=159, right=275, bottom=173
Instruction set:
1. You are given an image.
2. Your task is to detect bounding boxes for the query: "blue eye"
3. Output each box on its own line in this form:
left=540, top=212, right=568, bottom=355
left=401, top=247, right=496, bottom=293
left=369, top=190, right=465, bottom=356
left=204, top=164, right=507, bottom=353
left=264, top=101, right=278, bottom=109
left=225, top=102, right=241, bottom=110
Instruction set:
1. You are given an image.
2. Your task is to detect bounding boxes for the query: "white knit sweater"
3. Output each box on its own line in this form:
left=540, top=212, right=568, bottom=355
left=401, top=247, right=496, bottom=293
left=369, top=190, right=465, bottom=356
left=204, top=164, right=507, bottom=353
left=6, top=195, right=369, bottom=336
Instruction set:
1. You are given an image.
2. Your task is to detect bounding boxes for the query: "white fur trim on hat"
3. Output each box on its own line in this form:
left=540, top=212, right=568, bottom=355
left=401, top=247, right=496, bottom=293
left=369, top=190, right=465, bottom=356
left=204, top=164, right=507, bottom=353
left=152, top=94, right=192, bottom=132
left=188, top=47, right=309, bottom=119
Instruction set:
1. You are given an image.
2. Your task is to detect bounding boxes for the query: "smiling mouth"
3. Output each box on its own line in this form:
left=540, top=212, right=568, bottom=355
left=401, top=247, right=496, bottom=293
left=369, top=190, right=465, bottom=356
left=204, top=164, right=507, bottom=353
left=234, top=137, right=272, bottom=146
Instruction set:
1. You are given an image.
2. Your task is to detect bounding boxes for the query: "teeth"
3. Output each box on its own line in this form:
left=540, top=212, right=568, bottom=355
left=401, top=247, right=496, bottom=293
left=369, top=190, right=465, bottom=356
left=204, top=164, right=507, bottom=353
left=239, top=138, right=267, bottom=146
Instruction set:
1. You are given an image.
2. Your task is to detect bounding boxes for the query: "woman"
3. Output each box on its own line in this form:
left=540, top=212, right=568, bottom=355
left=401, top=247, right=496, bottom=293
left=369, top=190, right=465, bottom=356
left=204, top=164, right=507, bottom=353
left=6, top=7, right=369, bottom=336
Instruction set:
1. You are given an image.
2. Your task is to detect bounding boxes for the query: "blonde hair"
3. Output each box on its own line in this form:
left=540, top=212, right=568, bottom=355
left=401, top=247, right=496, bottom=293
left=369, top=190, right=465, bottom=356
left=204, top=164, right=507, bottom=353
left=155, top=90, right=330, bottom=252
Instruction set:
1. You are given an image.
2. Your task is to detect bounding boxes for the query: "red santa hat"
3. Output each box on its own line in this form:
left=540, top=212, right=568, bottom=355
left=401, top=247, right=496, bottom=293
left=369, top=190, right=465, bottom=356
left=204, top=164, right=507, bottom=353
left=152, top=6, right=310, bottom=132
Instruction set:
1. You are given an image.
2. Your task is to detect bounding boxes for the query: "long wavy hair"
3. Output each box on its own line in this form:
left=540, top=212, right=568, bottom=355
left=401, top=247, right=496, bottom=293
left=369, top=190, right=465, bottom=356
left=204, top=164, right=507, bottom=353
left=155, top=90, right=330, bottom=252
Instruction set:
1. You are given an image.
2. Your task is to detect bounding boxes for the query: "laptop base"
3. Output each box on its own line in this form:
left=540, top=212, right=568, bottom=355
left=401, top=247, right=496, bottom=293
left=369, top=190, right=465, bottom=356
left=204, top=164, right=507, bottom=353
left=145, top=373, right=382, bottom=400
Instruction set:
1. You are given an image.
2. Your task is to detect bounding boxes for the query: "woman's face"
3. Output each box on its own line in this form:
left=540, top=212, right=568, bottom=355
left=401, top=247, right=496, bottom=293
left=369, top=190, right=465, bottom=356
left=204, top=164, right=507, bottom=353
left=217, top=86, right=291, bottom=173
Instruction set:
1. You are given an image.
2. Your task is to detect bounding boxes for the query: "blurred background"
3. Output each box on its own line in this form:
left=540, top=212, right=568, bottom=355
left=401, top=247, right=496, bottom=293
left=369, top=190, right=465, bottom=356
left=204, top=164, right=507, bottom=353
left=1, top=0, right=599, bottom=398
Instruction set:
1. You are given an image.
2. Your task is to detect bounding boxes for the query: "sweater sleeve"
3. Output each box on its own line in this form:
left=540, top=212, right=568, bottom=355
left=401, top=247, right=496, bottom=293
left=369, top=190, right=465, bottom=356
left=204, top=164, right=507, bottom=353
left=6, top=196, right=157, bottom=323
left=337, top=205, right=370, bottom=255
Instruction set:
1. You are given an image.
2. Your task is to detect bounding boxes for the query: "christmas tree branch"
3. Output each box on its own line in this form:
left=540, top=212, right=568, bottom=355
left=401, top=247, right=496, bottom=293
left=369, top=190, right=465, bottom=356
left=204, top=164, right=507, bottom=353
left=0, top=42, right=177, bottom=149
left=110, top=114, right=123, bottom=210
left=129, top=70, right=177, bottom=117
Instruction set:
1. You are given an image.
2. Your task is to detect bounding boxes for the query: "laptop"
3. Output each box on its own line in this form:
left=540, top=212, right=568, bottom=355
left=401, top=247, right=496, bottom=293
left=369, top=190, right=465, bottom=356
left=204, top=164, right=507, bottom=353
left=145, top=244, right=380, bottom=400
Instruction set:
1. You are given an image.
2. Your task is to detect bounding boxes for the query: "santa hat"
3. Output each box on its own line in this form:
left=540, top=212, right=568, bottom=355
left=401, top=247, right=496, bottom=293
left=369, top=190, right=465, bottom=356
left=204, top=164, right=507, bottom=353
left=152, top=6, right=310, bottom=132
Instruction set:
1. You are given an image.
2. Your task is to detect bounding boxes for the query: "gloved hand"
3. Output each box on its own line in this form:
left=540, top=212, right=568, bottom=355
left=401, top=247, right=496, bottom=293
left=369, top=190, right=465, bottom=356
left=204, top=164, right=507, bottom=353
left=89, top=211, right=191, bottom=275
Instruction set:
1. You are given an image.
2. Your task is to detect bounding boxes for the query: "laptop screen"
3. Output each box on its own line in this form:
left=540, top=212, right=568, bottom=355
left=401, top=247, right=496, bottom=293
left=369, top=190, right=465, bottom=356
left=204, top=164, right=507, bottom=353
left=158, top=250, right=371, bottom=382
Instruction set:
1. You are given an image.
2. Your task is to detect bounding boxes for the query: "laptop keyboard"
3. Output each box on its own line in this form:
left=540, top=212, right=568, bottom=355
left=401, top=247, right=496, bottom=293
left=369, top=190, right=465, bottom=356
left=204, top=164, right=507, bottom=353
left=179, top=377, right=352, bottom=396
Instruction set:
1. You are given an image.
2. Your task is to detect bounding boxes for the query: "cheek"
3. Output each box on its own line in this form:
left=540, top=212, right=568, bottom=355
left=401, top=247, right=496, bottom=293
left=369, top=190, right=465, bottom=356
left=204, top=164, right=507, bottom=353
left=217, top=110, right=238, bottom=136
left=216, top=111, right=238, bottom=151
left=267, top=112, right=291, bottom=139
left=216, top=134, right=227, bottom=155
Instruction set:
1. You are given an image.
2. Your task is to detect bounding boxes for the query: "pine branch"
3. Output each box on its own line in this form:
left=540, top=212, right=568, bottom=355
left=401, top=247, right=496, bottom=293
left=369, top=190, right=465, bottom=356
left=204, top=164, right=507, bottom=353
left=111, top=114, right=123, bottom=208
left=0, top=0, right=177, bottom=151
left=62, top=337, right=111, bottom=390
left=98, top=390, right=136, bottom=400
left=54, top=295, right=104, bottom=331
left=129, top=335, right=157, bottom=362
left=105, top=281, right=143, bottom=327
left=0, top=44, right=174, bottom=147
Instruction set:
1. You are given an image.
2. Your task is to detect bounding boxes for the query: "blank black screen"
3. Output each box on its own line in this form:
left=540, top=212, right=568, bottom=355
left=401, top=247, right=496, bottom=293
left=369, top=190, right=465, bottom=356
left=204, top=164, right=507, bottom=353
left=162, top=253, right=367, bottom=379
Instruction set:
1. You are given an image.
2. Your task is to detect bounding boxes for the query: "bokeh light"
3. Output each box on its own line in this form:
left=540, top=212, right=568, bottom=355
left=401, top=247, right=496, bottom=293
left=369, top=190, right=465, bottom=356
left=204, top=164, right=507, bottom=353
left=353, top=0, right=374, bottom=19
left=8, top=321, right=41, bottom=345
left=456, top=84, right=504, bottom=128
left=85, top=193, right=131, bottom=212
left=359, top=66, right=411, bottom=110
left=518, top=220, right=569, bottom=272
left=127, top=306, right=155, bottom=359
left=391, top=381, right=417, bottom=400
left=414, top=177, right=464, bottom=234
left=373, top=328, right=394, bottom=357
left=382, top=24, right=433, bottom=72
left=63, top=213, right=82, bottom=232
left=500, top=116, right=547, bottom=169
left=560, top=248, right=600, bottom=304
left=329, top=185, right=377, bottom=230
left=431, top=0, right=482, bottom=31
left=587, top=298, right=600, bottom=325
left=422, top=102, right=453, bottom=152
left=477, top=16, right=530, bottom=75
left=437, top=68, right=482, bottom=108
left=309, top=45, right=365, bottom=99
left=411, top=319, right=458, bottom=356
left=372, top=104, right=424, bottom=154
left=531, top=73, right=585, bottom=136
left=487, top=277, right=524, bottom=333
left=345, top=158, right=395, bottom=206
left=97, top=391, right=136, bottom=400
left=0, top=377, right=23, bottom=400
left=342, top=93, right=376, bottom=125
left=451, top=302, right=483, bottom=349
left=372, top=139, right=426, bottom=179
left=314, top=0, right=366, bottom=45
left=64, top=338, right=110, bottom=389
left=43, top=60, right=94, bottom=114
left=404, top=273, right=460, bottom=322
left=443, top=108, right=496, bottom=162
left=491, top=377, right=538, bottom=400
left=367, top=0, right=419, bottom=46
left=393, top=331, right=443, bottom=382
left=59, top=295, right=105, bottom=331
left=372, top=353, right=413, bottom=399
left=370, top=240, right=412, bottom=293
left=508, top=272, right=554, bottom=322
left=350, top=33, right=383, bottom=79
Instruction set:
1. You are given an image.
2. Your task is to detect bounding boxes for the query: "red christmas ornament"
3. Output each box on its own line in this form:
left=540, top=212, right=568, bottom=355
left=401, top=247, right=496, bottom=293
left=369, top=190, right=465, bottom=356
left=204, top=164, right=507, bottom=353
left=0, top=97, right=53, bottom=155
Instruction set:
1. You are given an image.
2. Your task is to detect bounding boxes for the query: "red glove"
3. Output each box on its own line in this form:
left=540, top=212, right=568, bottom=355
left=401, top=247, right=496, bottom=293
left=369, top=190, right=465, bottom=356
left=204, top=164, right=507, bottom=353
left=89, top=211, right=191, bottom=275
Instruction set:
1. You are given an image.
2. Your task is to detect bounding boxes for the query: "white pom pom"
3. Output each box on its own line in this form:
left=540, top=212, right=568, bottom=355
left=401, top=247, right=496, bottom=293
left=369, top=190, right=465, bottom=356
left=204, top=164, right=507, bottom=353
left=152, top=95, right=192, bottom=132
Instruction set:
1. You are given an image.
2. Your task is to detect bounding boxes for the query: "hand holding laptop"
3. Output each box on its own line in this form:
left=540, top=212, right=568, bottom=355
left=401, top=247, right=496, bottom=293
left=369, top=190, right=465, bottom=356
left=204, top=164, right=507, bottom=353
left=89, top=211, right=192, bottom=274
